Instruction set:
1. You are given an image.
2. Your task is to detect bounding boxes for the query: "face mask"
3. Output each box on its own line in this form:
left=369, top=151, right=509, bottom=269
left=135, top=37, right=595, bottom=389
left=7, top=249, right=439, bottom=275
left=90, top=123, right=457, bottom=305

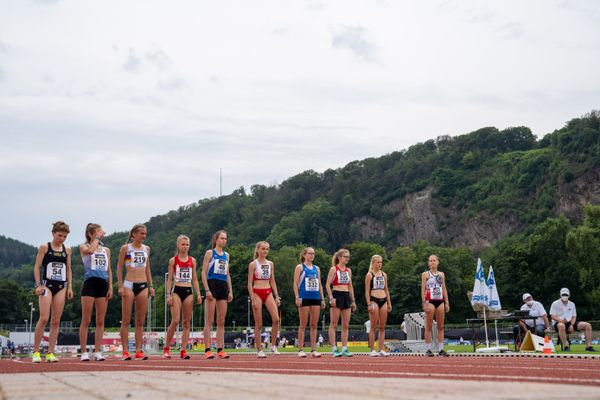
left=561, top=295, right=569, bottom=302
left=526, top=300, right=534, bottom=307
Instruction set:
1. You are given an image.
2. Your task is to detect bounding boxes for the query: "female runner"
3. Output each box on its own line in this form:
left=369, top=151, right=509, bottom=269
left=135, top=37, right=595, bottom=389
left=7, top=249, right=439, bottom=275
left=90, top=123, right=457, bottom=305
left=163, top=235, right=202, bottom=360
left=421, top=254, right=449, bottom=356
left=201, top=230, right=233, bottom=359
left=32, top=221, right=74, bottom=363
left=293, top=247, right=325, bottom=358
left=79, top=223, right=112, bottom=362
left=117, top=224, right=154, bottom=360
left=365, top=254, right=392, bottom=357
left=325, top=248, right=356, bottom=357
left=248, top=241, right=281, bottom=358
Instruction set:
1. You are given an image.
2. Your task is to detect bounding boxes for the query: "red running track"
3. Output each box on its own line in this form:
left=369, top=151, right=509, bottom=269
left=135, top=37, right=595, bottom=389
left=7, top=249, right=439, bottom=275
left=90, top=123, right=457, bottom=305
left=1, top=355, right=599, bottom=387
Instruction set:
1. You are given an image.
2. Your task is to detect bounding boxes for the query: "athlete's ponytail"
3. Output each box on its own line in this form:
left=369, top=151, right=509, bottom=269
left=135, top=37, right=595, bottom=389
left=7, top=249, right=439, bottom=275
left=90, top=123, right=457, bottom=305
left=175, top=234, right=190, bottom=256
left=125, top=223, right=146, bottom=245
left=253, top=241, right=269, bottom=260
left=85, top=223, right=101, bottom=243
left=368, top=254, right=383, bottom=274
left=331, top=248, right=350, bottom=268
left=211, top=230, right=227, bottom=249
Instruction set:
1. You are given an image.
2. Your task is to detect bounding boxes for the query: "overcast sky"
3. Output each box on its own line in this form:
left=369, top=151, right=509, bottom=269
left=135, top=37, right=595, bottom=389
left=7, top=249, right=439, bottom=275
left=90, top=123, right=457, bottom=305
left=1, top=0, right=599, bottom=247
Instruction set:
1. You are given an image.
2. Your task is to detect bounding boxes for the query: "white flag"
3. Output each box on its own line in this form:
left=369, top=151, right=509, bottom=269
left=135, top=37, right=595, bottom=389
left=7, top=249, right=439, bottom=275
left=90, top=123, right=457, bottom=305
left=471, top=258, right=488, bottom=307
left=487, top=265, right=501, bottom=310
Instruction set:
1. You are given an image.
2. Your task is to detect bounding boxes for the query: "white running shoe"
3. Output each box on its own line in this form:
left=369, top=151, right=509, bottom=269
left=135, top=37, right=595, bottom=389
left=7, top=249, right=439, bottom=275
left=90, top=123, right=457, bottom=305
left=257, top=350, right=267, bottom=358
left=80, top=352, right=90, bottom=362
left=379, top=350, right=390, bottom=357
left=311, top=350, right=322, bottom=358
left=93, top=352, right=105, bottom=361
left=369, top=350, right=380, bottom=357
left=270, top=345, right=280, bottom=355
left=298, top=350, right=307, bottom=358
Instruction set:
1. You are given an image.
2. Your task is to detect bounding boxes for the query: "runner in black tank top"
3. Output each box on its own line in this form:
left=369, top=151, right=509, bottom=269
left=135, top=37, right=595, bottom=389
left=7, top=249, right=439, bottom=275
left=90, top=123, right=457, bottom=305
left=32, top=221, right=73, bottom=364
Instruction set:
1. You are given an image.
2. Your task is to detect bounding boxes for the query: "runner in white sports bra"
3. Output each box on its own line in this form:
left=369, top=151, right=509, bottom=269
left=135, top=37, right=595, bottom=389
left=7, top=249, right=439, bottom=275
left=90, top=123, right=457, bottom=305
left=117, top=223, right=154, bottom=361
left=421, top=254, right=449, bottom=357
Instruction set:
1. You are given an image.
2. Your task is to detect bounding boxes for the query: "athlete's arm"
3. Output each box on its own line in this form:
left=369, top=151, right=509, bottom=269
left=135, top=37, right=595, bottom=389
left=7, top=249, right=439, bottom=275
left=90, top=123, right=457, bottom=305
left=421, top=272, right=428, bottom=309
left=166, top=257, right=174, bottom=305
left=201, top=250, right=212, bottom=299
left=247, top=261, right=255, bottom=300
left=226, top=252, right=233, bottom=301
left=384, top=272, right=392, bottom=311
left=33, top=244, right=46, bottom=295
left=145, top=246, right=154, bottom=297
left=116, top=245, right=127, bottom=296
left=191, top=257, right=202, bottom=304
left=348, top=270, right=357, bottom=311
left=325, top=267, right=335, bottom=302
left=318, top=267, right=326, bottom=309
left=364, top=273, right=372, bottom=305
left=441, top=272, right=449, bottom=312
left=66, top=247, right=73, bottom=299
left=293, top=264, right=302, bottom=306
left=269, top=261, right=280, bottom=301
left=106, top=248, right=113, bottom=300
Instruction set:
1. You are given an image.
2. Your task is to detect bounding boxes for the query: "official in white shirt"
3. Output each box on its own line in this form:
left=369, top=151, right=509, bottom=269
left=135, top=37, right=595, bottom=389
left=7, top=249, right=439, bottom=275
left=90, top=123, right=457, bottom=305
left=518, top=293, right=549, bottom=337
left=549, top=288, right=596, bottom=352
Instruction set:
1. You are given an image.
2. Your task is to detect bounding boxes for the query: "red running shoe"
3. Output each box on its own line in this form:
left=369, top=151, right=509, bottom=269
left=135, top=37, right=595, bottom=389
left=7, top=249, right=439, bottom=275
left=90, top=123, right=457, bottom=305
left=134, top=351, right=148, bottom=360
left=121, top=351, right=132, bottom=361
left=163, top=347, right=171, bottom=359
left=217, top=350, right=230, bottom=359
left=204, top=350, right=215, bottom=359
left=180, top=350, right=190, bottom=359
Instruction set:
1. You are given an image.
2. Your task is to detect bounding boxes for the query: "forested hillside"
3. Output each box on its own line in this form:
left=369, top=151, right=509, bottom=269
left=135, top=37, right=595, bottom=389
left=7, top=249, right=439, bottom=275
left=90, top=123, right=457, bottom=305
left=1, top=111, right=599, bottom=327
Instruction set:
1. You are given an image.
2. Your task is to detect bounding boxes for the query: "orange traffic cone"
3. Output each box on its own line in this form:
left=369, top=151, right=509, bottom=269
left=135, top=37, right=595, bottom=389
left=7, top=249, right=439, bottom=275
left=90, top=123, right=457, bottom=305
left=543, top=335, right=553, bottom=354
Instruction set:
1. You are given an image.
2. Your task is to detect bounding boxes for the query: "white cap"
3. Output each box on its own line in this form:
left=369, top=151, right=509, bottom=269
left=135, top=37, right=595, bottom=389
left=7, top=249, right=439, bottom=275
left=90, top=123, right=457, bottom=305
left=560, top=288, right=570, bottom=296
left=522, top=293, right=532, bottom=301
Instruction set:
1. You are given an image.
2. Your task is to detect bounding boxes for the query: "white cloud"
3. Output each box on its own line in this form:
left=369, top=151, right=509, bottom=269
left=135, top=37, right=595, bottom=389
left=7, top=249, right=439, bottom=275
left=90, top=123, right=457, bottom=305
left=0, top=0, right=599, bottom=245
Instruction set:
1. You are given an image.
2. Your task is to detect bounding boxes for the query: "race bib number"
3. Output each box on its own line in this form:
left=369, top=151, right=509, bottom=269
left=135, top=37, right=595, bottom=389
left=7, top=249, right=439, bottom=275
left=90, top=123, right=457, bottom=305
left=46, top=262, right=66, bottom=281
left=91, top=253, right=107, bottom=271
left=373, top=276, right=385, bottom=290
left=337, top=270, right=350, bottom=284
left=429, top=287, right=443, bottom=300
left=214, top=259, right=228, bottom=275
left=258, top=264, right=270, bottom=279
left=304, top=277, right=319, bottom=292
left=132, top=251, right=146, bottom=268
left=175, top=267, right=192, bottom=283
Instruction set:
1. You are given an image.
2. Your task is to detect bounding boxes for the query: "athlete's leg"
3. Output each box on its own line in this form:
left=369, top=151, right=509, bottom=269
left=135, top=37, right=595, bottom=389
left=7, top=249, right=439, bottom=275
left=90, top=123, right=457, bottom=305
left=79, top=295, right=95, bottom=353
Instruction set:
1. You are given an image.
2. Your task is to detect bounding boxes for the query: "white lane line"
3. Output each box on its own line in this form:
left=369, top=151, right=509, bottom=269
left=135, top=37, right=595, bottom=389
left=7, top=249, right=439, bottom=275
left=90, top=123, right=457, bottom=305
left=90, top=362, right=600, bottom=386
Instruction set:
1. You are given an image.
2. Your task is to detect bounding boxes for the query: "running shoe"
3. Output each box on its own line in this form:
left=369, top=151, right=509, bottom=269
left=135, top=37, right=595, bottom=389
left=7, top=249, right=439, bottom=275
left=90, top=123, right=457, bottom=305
left=425, top=349, right=434, bottom=357
left=298, top=350, right=307, bottom=358
left=45, top=353, right=58, bottom=363
left=32, top=351, right=41, bottom=363
left=92, top=352, right=105, bottom=361
left=438, top=349, right=449, bottom=357
left=270, top=345, right=280, bottom=355
left=311, top=350, right=322, bottom=358
left=180, top=350, right=190, bottom=359
left=341, top=349, right=353, bottom=357
left=332, top=349, right=342, bottom=357
left=122, top=351, right=132, bottom=361
left=163, top=347, right=171, bottom=359
left=80, top=352, right=90, bottom=362
left=257, top=350, right=267, bottom=358
left=204, top=350, right=215, bottom=359
left=585, top=346, right=597, bottom=352
left=369, top=350, right=380, bottom=357
left=134, top=351, right=148, bottom=360
left=217, top=350, right=230, bottom=359
left=379, top=350, right=390, bottom=357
